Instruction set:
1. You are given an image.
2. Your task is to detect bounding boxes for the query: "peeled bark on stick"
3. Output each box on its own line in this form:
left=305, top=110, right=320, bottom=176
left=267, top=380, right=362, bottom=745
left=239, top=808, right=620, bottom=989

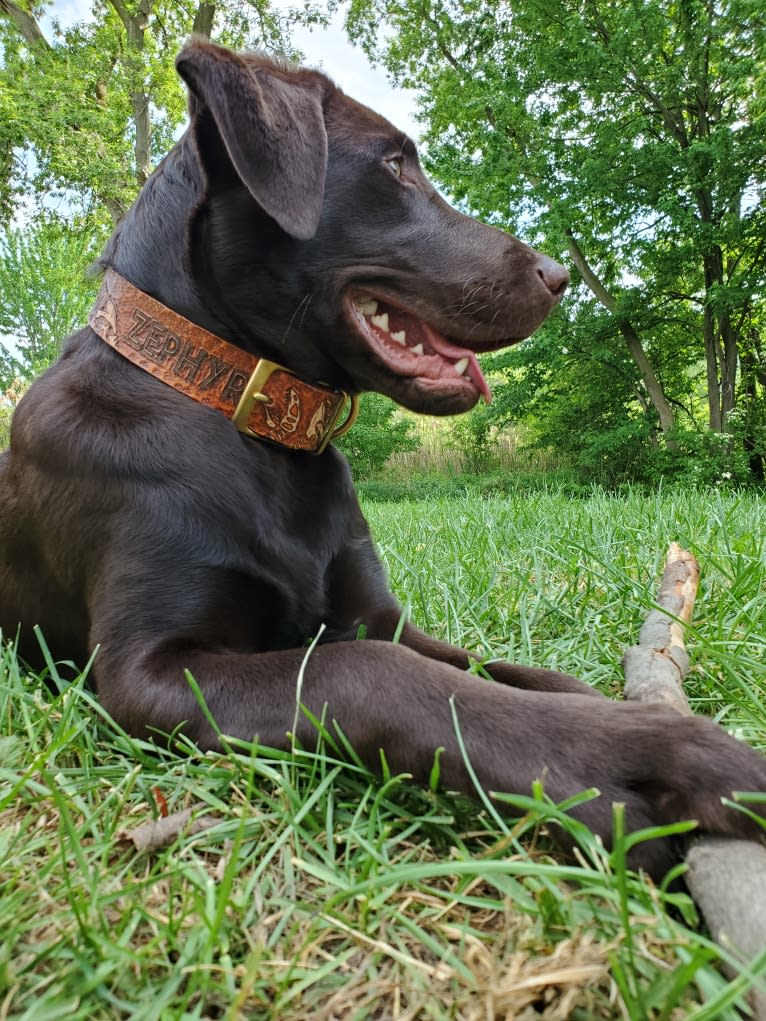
left=622, top=543, right=697, bottom=714
left=622, top=543, right=766, bottom=1019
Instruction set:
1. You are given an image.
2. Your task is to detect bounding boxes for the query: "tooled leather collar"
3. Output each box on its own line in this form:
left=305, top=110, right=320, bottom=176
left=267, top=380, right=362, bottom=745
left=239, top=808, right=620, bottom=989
left=88, top=269, right=358, bottom=454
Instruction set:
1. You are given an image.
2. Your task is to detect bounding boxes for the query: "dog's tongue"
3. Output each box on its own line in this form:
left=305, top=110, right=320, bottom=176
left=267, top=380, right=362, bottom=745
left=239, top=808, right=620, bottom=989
left=422, top=324, right=492, bottom=404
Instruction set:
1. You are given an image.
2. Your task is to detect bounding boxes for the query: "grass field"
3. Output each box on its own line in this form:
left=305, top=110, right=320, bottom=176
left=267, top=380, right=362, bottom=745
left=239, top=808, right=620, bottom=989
left=1, top=486, right=765, bottom=1020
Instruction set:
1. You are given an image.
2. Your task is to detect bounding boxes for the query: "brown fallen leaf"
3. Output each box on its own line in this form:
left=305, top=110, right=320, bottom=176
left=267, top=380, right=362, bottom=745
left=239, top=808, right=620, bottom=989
left=119, top=804, right=220, bottom=853
left=151, top=786, right=169, bottom=818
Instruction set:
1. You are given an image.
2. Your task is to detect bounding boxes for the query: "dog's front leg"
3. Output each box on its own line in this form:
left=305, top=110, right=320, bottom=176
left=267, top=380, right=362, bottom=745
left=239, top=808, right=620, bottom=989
left=95, top=638, right=766, bottom=878
left=367, top=610, right=604, bottom=697
left=97, top=639, right=563, bottom=776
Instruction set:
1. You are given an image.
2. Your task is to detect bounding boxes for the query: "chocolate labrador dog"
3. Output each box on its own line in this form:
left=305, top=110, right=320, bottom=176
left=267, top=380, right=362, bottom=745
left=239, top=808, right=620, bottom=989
left=1, top=40, right=764, bottom=877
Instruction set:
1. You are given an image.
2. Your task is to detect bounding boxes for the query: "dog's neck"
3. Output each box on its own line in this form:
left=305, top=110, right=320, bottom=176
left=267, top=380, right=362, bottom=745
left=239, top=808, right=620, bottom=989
left=97, top=136, right=339, bottom=381
left=98, top=123, right=363, bottom=403
left=88, top=269, right=358, bottom=454
left=97, top=136, right=214, bottom=328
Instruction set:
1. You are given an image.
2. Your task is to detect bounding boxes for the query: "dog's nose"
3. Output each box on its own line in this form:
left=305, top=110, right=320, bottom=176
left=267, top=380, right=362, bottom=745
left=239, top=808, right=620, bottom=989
left=536, top=255, right=569, bottom=297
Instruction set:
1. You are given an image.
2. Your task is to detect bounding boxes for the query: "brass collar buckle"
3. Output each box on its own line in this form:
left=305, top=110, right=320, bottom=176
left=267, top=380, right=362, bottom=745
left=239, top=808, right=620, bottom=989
left=231, top=358, right=360, bottom=454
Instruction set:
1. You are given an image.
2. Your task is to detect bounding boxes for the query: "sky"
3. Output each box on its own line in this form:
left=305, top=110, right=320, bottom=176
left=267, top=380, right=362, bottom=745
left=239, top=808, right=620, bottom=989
left=286, top=8, right=420, bottom=139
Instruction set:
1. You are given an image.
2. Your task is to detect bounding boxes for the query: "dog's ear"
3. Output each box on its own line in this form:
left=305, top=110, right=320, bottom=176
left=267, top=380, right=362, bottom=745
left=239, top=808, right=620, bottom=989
left=176, top=41, right=328, bottom=241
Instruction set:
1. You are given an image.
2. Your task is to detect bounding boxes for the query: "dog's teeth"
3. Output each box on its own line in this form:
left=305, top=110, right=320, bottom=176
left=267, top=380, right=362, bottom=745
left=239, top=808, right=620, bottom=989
left=390, top=330, right=407, bottom=345
left=411, top=343, right=424, bottom=355
left=371, top=313, right=390, bottom=332
left=357, top=299, right=378, bottom=315
left=454, top=357, right=469, bottom=376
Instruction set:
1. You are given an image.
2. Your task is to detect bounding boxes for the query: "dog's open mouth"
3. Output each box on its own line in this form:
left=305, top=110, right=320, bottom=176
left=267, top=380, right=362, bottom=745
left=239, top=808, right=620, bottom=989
left=348, top=292, right=493, bottom=404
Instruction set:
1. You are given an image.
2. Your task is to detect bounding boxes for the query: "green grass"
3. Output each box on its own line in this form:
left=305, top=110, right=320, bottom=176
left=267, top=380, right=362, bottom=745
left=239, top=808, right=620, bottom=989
left=1, top=486, right=765, bottom=1019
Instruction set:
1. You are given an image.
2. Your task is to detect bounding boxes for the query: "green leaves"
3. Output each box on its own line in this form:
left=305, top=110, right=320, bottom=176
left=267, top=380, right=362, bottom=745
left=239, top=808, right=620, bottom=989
left=345, top=0, right=766, bottom=478
left=334, top=392, right=418, bottom=478
left=0, top=0, right=294, bottom=224
left=0, top=214, right=105, bottom=390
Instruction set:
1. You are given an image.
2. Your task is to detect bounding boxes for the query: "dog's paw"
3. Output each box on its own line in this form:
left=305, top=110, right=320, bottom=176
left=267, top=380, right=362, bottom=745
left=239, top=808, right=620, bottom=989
left=562, top=704, right=766, bottom=878
left=655, top=713, right=766, bottom=831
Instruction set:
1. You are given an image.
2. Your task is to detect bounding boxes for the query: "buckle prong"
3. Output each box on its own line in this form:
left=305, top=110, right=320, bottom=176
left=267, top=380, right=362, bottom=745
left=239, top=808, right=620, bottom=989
left=231, top=358, right=282, bottom=438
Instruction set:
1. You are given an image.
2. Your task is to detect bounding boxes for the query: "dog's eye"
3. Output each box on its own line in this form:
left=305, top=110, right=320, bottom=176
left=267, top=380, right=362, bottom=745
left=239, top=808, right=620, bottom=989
left=385, top=157, right=403, bottom=179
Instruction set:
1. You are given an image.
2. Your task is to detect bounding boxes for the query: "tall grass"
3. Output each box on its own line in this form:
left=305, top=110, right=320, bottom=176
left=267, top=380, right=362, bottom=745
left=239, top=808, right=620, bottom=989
left=1, top=486, right=764, bottom=1019
left=384, top=416, right=564, bottom=476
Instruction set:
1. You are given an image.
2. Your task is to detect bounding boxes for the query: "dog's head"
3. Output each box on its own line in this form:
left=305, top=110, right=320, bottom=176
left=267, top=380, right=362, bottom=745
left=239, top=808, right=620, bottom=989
left=146, top=41, right=569, bottom=415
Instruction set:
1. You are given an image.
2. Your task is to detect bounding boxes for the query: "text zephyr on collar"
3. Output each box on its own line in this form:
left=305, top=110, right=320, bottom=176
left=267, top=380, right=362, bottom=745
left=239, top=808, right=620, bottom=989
left=88, top=269, right=358, bottom=454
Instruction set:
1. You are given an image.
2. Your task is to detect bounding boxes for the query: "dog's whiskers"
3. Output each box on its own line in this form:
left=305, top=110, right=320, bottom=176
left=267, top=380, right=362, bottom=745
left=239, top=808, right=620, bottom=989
left=281, top=292, right=314, bottom=344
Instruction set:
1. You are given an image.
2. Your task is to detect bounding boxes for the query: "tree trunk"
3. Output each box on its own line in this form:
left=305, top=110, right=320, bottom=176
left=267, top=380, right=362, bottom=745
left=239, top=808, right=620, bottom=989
left=103, top=196, right=128, bottom=227
left=701, top=253, right=740, bottom=433
left=192, top=2, right=216, bottom=38
left=565, top=230, right=677, bottom=442
left=108, top=0, right=153, bottom=187
left=634, top=385, right=658, bottom=448
left=740, top=336, right=765, bottom=481
left=0, top=0, right=50, bottom=50
left=702, top=303, right=722, bottom=432
left=695, top=171, right=741, bottom=431
left=620, top=322, right=676, bottom=438
left=720, top=309, right=738, bottom=431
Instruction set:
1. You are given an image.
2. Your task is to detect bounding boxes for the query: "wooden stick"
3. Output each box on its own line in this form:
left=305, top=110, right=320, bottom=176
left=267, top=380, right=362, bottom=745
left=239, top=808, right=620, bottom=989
left=621, top=543, right=697, bottom=714
left=685, top=839, right=766, bottom=1019
left=622, top=543, right=766, bottom=1019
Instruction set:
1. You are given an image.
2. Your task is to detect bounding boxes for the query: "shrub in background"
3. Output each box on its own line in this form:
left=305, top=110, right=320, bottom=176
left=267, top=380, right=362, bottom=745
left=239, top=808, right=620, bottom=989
left=444, top=401, right=497, bottom=473
left=334, top=391, right=419, bottom=478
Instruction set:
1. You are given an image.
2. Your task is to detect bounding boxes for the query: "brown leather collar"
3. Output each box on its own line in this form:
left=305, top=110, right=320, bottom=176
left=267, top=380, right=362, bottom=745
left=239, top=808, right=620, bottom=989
left=88, top=269, right=358, bottom=454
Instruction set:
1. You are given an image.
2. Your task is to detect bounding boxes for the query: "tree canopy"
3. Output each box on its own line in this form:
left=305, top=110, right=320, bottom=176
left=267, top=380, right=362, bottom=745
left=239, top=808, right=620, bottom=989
left=0, top=0, right=291, bottom=222
left=341, top=0, right=766, bottom=479
left=0, top=214, right=104, bottom=388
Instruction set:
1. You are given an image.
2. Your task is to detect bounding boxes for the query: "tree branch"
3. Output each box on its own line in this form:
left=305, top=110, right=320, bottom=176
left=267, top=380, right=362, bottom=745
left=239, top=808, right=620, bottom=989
left=0, top=0, right=50, bottom=50
left=565, top=231, right=676, bottom=437
left=105, top=0, right=131, bottom=34
left=584, top=0, right=689, bottom=145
